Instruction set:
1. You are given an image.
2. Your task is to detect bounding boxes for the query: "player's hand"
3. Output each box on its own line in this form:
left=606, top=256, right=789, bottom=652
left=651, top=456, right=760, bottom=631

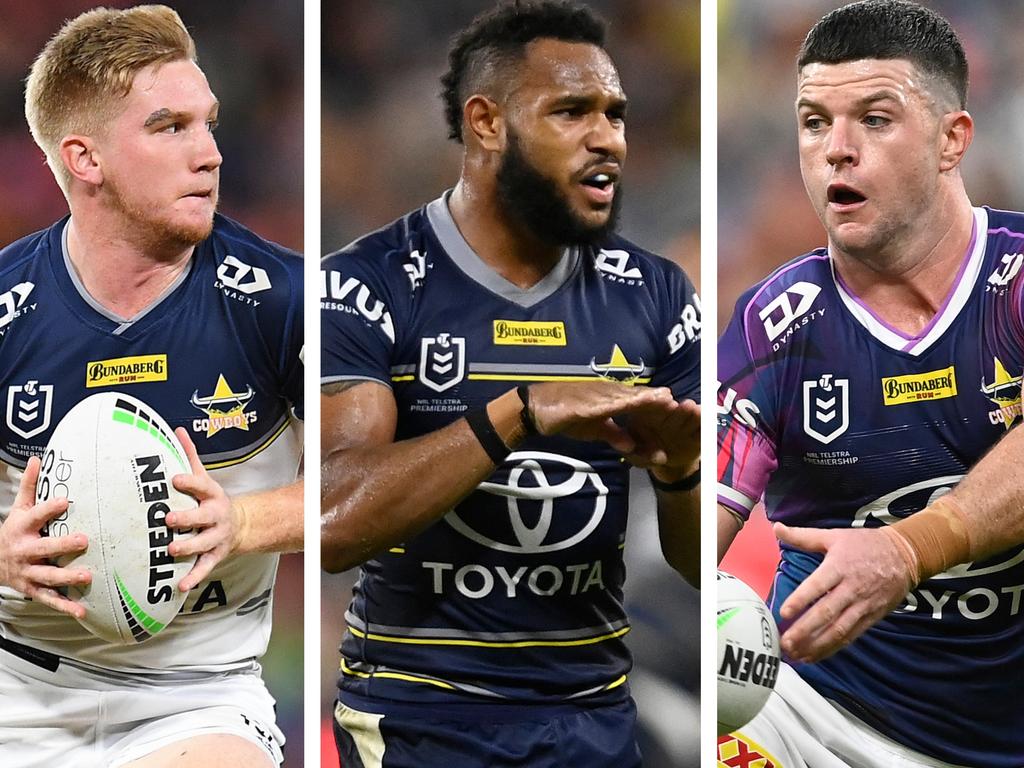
left=0, top=456, right=90, bottom=619
left=527, top=381, right=677, bottom=453
left=167, top=428, right=251, bottom=591
left=620, top=398, right=700, bottom=478
left=774, top=523, right=915, bottom=663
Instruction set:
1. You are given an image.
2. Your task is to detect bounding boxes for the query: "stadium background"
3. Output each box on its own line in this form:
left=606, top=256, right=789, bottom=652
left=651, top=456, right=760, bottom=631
left=0, top=1, right=305, bottom=765
left=719, top=0, right=1024, bottom=598
left=321, top=1, right=700, bottom=766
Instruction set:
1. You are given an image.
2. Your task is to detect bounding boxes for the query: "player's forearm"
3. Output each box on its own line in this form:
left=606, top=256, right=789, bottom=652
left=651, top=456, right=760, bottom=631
left=655, top=483, right=700, bottom=587
left=947, top=423, right=1024, bottom=559
left=321, top=390, right=526, bottom=572
left=890, top=424, right=1024, bottom=581
left=233, top=478, right=304, bottom=555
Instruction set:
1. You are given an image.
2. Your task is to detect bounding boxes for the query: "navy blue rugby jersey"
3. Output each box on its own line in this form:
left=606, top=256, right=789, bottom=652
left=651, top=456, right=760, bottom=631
left=0, top=214, right=303, bottom=673
left=717, top=206, right=1024, bottom=767
left=322, top=194, right=701, bottom=706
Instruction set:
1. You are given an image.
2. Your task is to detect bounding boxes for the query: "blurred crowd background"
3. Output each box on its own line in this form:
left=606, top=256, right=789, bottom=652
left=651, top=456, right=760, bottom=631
left=0, top=0, right=303, bottom=251
left=322, top=1, right=701, bottom=767
left=0, top=1, right=304, bottom=765
left=718, top=0, right=1024, bottom=598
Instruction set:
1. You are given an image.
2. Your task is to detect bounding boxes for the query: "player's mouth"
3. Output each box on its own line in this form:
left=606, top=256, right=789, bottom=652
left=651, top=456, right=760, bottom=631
left=578, top=165, right=619, bottom=206
left=827, top=182, right=866, bottom=212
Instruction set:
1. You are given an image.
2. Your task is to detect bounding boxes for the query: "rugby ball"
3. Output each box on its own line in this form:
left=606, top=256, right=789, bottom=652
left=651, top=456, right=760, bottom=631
left=717, top=571, right=781, bottom=735
left=36, top=392, right=196, bottom=645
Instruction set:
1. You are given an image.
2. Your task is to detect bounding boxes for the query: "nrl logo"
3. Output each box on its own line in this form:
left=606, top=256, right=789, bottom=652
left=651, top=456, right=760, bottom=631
left=589, top=344, right=644, bottom=383
left=419, top=333, right=466, bottom=393
left=5, top=380, right=53, bottom=439
left=802, top=374, right=849, bottom=444
left=190, top=374, right=256, bottom=437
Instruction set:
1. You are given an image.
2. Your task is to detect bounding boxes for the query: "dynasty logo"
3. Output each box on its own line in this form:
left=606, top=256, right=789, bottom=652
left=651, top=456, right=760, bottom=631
left=190, top=374, right=257, bottom=437
left=881, top=366, right=957, bottom=405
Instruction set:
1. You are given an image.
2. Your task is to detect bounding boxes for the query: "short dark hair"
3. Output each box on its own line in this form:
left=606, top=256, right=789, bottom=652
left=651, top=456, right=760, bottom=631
left=441, top=0, right=607, bottom=143
left=798, top=0, right=968, bottom=109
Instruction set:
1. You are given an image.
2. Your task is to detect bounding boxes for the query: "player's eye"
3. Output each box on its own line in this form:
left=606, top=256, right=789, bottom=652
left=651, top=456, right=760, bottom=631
left=556, top=106, right=586, bottom=118
left=160, top=123, right=181, bottom=135
left=206, top=118, right=220, bottom=133
left=803, top=116, right=825, bottom=131
left=863, top=114, right=889, bottom=128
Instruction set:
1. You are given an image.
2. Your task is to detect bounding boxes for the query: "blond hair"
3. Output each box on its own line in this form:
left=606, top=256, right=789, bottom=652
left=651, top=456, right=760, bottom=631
left=25, top=5, right=197, bottom=196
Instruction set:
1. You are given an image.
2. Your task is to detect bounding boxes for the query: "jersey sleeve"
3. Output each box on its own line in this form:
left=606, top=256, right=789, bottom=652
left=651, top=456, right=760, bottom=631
left=321, top=251, right=398, bottom=388
left=717, top=300, right=778, bottom=523
left=648, top=263, right=700, bottom=402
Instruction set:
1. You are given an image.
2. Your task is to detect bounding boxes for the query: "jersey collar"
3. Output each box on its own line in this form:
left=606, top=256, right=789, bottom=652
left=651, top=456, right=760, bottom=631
left=829, top=206, right=987, bottom=356
left=60, top=219, right=194, bottom=336
left=425, top=193, right=580, bottom=309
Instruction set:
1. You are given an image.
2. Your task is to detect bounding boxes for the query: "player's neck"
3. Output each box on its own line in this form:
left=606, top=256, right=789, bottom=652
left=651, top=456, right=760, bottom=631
left=830, top=195, right=975, bottom=337
left=65, top=215, right=194, bottom=319
left=448, top=180, right=564, bottom=289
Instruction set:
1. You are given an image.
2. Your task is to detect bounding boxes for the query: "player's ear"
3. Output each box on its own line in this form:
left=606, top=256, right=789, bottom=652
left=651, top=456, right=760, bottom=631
left=59, top=134, right=104, bottom=187
left=938, top=110, right=973, bottom=172
left=463, top=94, right=504, bottom=153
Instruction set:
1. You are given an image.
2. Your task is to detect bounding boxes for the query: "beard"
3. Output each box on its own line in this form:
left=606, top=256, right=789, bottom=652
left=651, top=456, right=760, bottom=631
left=106, top=177, right=217, bottom=254
left=496, top=133, right=621, bottom=247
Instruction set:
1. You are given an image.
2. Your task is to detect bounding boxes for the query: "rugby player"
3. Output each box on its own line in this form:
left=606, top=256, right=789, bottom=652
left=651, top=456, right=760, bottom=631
left=718, top=1, right=1024, bottom=766
left=0, top=7, right=302, bottom=767
left=321, top=1, right=700, bottom=765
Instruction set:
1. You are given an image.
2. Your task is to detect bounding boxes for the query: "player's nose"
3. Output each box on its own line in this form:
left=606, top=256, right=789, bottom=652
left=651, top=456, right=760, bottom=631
left=825, top=119, right=857, bottom=166
left=193, top=129, right=222, bottom=173
left=586, top=114, right=627, bottom=162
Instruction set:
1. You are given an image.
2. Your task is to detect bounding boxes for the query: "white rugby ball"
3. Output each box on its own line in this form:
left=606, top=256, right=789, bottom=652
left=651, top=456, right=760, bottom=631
left=717, top=570, right=781, bottom=735
left=36, top=392, right=196, bottom=645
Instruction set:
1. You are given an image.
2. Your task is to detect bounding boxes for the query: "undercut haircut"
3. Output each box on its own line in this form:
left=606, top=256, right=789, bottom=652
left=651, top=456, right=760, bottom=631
left=798, top=0, right=968, bottom=109
left=441, top=0, right=607, bottom=143
left=25, top=5, right=197, bottom=196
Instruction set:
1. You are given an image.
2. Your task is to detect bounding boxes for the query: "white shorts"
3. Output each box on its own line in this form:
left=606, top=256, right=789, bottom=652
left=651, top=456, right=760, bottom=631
left=0, top=638, right=284, bottom=768
left=717, top=664, right=966, bottom=768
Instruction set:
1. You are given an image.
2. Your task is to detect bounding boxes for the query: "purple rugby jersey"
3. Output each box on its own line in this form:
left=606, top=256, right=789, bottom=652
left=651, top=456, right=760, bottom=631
left=718, top=206, right=1024, bottom=767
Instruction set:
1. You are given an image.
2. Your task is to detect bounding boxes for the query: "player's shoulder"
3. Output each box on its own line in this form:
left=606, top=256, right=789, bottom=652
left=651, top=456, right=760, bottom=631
left=982, top=205, right=1024, bottom=234
left=321, top=206, right=426, bottom=283
left=727, top=247, right=831, bottom=353
left=0, top=219, right=62, bottom=281
left=593, top=233, right=692, bottom=291
left=209, top=214, right=302, bottom=280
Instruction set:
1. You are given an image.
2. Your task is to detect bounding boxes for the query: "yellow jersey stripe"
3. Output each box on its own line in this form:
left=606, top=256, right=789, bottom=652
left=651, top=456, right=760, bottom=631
left=203, top=417, right=291, bottom=470
left=340, top=659, right=456, bottom=690
left=347, top=624, right=631, bottom=649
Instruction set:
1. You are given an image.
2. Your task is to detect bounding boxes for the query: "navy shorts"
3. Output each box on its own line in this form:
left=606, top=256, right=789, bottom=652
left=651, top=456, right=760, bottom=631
left=333, top=695, right=641, bottom=768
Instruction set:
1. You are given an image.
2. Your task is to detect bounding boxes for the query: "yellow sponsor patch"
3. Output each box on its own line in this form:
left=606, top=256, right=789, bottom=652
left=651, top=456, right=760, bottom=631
left=86, top=354, right=167, bottom=388
left=492, top=320, right=566, bottom=346
left=881, top=366, right=957, bottom=405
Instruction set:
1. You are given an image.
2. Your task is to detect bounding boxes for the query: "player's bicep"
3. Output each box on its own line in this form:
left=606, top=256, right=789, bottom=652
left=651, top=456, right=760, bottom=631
left=321, top=380, right=397, bottom=457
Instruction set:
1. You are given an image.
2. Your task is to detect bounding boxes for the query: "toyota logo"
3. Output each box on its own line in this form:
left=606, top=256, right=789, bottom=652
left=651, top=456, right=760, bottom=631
left=445, top=451, right=608, bottom=554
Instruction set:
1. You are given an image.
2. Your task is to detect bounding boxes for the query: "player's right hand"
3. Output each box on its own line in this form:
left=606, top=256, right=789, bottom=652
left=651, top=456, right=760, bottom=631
left=0, top=456, right=90, bottom=619
left=527, top=380, right=677, bottom=454
left=774, top=522, right=915, bottom=663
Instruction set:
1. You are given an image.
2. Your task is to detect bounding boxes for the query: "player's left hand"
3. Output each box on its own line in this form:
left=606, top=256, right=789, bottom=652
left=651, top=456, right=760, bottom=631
left=166, top=428, right=251, bottom=591
left=774, top=523, right=916, bottom=663
left=619, top=398, right=700, bottom=478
